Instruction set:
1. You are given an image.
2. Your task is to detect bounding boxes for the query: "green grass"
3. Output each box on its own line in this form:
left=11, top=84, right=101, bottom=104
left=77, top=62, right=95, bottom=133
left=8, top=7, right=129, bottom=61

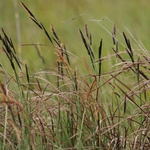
left=0, top=1, right=150, bottom=150
left=1, top=0, right=150, bottom=72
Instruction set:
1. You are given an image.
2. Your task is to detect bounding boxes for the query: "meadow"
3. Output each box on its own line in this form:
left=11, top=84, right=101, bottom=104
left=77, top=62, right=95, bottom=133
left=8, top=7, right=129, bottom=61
left=0, top=0, right=150, bottom=149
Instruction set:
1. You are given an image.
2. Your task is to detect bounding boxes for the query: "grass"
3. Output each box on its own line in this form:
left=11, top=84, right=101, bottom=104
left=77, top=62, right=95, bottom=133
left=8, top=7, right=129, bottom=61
left=0, top=1, right=150, bottom=150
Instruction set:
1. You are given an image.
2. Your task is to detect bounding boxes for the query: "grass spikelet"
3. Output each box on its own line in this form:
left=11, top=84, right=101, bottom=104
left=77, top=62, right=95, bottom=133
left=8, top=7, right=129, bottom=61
left=21, top=2, right=53, bottom=44
left=56, top=46, right=71, bottom=74
left=0, top=29, right=21, bottom=70
left=60, top=43, right=70, bottom=66
left=20, top=2, right=42, bottom=29
left=98, top=39, right=103, bottom=81
left=112, top=23, right=116, bottom=45
left=1, top=4, right=150, bottom=149
left=40, top=23, right=53, bottom=44
left=123, top=32, right=134, bottom=62
left=1, top=28, right=16, bottom=54
left=79, top=28, right=95, bottom=70
left=85, top=24, right=89, bottom=39
left=50, top=24, right=60, bottom=43
left=79, top=29, right=89, bottom=54
left=84, top=24, right=92, bottom=45
left=25, top=64, right=30, bottom=83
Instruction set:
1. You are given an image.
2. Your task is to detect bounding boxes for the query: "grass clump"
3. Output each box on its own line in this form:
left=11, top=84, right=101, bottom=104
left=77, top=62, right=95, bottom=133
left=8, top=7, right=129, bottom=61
left=0, top=2, right=150, bottom=150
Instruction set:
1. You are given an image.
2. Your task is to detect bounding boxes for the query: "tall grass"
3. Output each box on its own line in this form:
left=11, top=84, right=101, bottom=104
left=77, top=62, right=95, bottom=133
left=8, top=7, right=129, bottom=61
left=0, top=2, right=150, bottom=150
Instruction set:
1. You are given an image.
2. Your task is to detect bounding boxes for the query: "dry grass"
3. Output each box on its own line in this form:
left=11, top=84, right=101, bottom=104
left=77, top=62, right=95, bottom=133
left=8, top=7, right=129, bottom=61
left=0, top=2, right=150, bottom=150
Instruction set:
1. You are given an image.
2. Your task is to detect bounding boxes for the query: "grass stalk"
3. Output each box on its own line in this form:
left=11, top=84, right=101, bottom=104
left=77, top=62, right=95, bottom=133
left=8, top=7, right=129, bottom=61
left=1, top=3, right=150, bottom=149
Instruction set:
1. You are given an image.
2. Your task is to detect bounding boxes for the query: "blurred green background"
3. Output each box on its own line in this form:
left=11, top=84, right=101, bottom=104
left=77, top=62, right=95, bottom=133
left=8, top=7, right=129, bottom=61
left=0, top=0, right=150, bottom=73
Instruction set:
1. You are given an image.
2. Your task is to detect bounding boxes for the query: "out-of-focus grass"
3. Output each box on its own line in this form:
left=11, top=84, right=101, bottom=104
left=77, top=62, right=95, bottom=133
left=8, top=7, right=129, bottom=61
left=1, top=0, right=150, bottom=73
left=1, top=1, right=150, bottom=149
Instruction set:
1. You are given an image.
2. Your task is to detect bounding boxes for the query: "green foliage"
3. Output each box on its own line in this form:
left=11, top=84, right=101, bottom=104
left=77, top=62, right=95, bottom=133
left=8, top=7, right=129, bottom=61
left=0, top=1, right=150, bottom=150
